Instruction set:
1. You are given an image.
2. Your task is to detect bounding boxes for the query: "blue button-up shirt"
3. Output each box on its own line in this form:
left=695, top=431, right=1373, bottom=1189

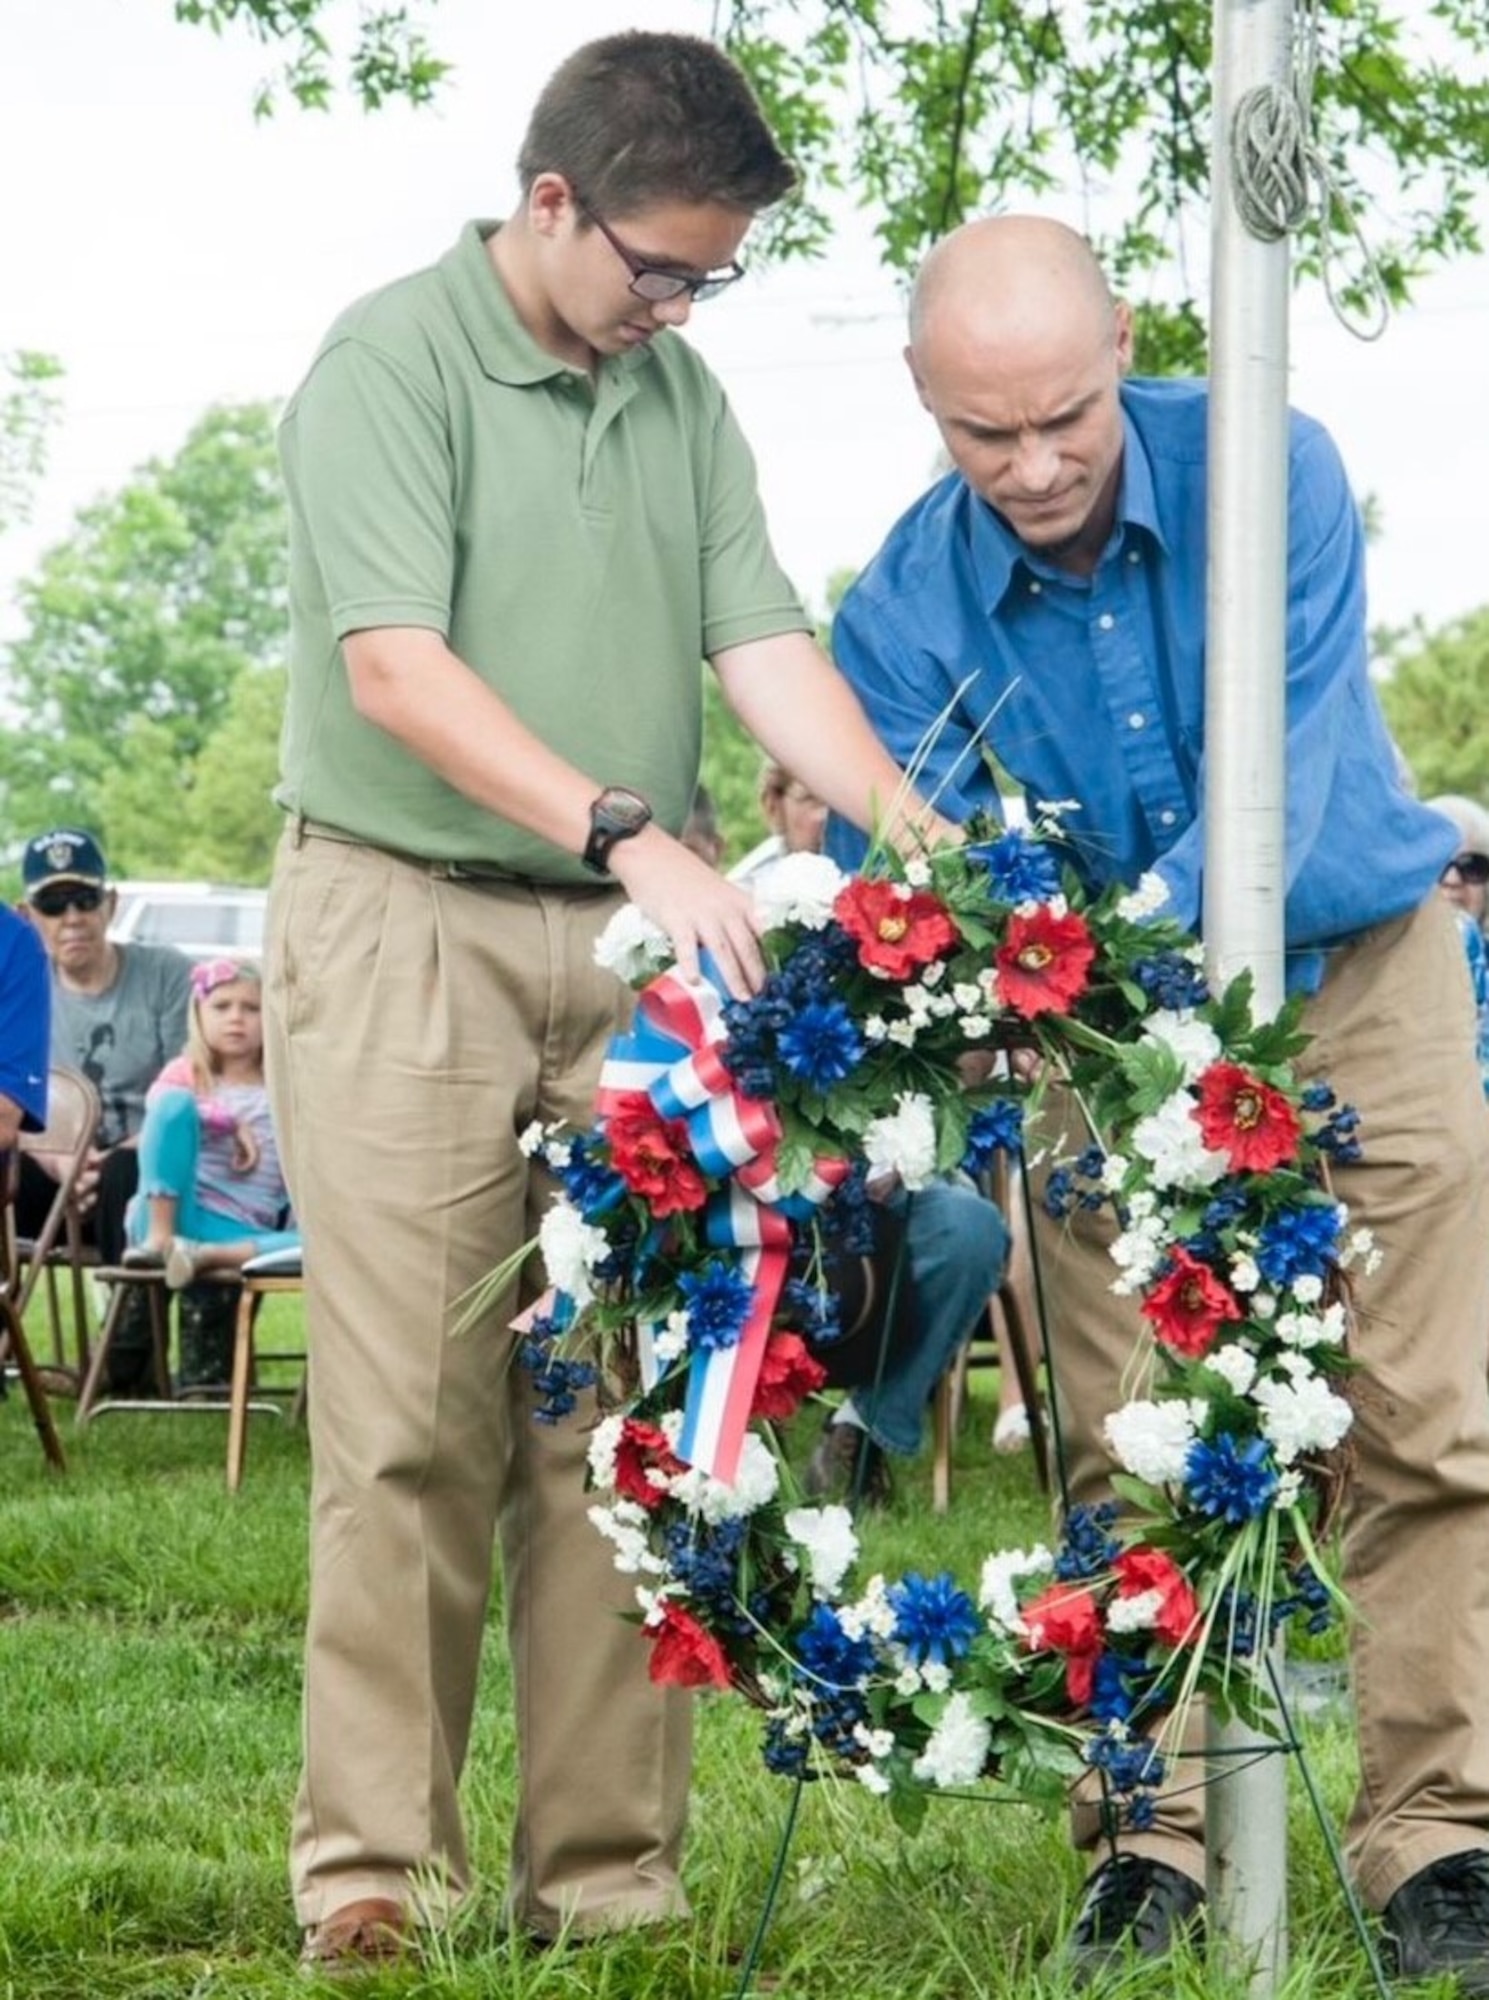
left=828, top=377, right=1454, bottom=990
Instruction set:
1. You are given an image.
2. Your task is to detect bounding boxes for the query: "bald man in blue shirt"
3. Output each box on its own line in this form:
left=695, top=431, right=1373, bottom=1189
left=829, top=214, right=1489, bottom=1992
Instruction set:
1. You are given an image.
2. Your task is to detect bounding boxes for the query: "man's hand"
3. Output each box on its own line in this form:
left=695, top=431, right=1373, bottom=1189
left=609, top=826, right=767, bottom=999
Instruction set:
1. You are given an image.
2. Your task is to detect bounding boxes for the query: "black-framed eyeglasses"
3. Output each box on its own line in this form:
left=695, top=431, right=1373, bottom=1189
left=1445, top=853, right=1489, bottom=885
left=573, top=192, right=744, bottom=304
left=29, top=882, right=105, bottom=918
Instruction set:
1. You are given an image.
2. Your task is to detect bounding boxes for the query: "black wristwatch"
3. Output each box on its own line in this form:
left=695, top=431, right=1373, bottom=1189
left=582, top=785, right=654, bottom=874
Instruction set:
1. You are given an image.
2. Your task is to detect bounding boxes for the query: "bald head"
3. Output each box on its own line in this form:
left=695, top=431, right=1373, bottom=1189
left=909, top=216, right=1117, bottom=360
left=904, top=216, right=1132, bottom=575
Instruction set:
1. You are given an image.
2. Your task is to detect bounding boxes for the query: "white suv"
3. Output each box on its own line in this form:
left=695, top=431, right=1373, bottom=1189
left=109, top=881, right=267, bottom=964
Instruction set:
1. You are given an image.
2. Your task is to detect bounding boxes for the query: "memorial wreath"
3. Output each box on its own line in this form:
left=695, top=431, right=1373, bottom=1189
left=473, top=808, right=1368, bottom=1834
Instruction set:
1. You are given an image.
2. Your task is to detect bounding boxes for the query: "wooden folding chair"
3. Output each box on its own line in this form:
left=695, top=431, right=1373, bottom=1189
left=1, top=1152, right=66, bottom=1470
left=227, top=1250, right=305, bottom=1492
left=13, top=1065, right=101, bottom=1382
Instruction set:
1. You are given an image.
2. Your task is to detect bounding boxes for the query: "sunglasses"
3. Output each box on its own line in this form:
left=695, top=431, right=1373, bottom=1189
left=29, top=883, right=105, bottom=918
left=1445, top=854, right=1489, bottom=886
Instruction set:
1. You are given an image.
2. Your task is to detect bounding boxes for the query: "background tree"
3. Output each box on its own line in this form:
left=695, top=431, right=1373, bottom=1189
left=0, top=350, right=63, bottom=534
left=1378, top=607, right=1489, bottom=801
left=172, top=0, right=448, bottom=115
left=0, top=401, right=287, bottom=876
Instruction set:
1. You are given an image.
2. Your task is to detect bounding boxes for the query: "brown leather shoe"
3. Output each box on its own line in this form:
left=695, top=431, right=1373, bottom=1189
left=299, top=1897, right=410, bottom=1974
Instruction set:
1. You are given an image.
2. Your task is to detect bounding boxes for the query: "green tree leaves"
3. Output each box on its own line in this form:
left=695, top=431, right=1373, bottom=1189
left=1379, top=608, right=1489, bottom=800
left=0, top=403, right=288, bottom=883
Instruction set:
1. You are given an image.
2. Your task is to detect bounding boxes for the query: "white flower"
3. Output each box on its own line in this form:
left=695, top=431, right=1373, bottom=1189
left=953, top=982, right=983, bottom=1012
left=1275, top=1303, right=1347, bottom=1351
left=668, top=1431, right=780, bottom=1521
left=1106, top=1588, right=1165, bottom=1634
left=1109, top=1212, right=1168, bottom=1294
left=1104, top=1398, right=1204, bottom=1487
left=538, top=1198, right=610, bottom=1311
left=783, top=1505, right=859, bottom=1599
left=593, top=900, right=673, bottom=981
left=1207, top=1343, right=1258, bottom=1396
left=886, top=1019, right=919, bottom=1048
left=912, top=1693, right=993, bottom=1789
left=1342, top=1226, right=1383, bottom=1276
left=588, top=1501, right=665, bottom=1575
left=840, top=1574, right=898, bottom=1643
left=1253, top=1373, right=1353, bottom=1466
left=750, top=851, right=848, bottom=931
left=1292, top=1273, right=1324, bottom=1305
left=960, top=1016, right=994, bottom=1039
left=855, top=1764, right=892, bottom=1795
left=853, top=1724, right=895, bottom=1760
left=978, top=1544, right=1054, bottom=1634
left=1229, top=1253, right=1261, bottom=1294
left=518, top=1120, right=548, bottom=1157
left=919, top=955, right=946, bottom=984
left=903, top=858, right=933, bottom=890
left=1252, top=1291, right=1278, bottom=1321
left=864, top=1015, right=890, bottom=1043
left=586, top=1413, right=624, bottom=1492
left=653, top=1310, right=690, bottom=1365
left=1275, top=1469, right=1304, bottom=1507
left=1116, top=871, right=1172, bottom=921
left=1140, top=1010, right=1221, bottom=1082
left=862, top=1091, right=939, bottom=1190
left=1130, top=1090, right=1228, bottom=1191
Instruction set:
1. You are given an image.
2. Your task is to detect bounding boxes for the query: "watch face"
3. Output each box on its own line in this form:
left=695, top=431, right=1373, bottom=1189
left=597, top=787, right=651, bottom=833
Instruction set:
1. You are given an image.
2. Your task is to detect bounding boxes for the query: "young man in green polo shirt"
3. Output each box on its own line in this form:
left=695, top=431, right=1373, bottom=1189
left=269, top=31, right=952, bottom=1972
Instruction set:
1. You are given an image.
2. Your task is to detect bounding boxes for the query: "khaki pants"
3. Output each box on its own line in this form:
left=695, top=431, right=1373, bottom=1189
left=263, top=829, right=692, bottom=1936
left=1033, top=894, right=1489, bottom=1909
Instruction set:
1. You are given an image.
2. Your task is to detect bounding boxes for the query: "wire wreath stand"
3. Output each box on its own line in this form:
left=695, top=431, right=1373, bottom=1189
left=722, top=1158, right=1391, bottom=2000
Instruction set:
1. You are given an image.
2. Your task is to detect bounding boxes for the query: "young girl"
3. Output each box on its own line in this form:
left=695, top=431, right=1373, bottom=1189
left=123, top=957, right=299, bottom=1289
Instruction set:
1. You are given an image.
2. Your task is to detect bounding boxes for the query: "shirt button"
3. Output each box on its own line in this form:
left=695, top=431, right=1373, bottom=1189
left=1098, top=612, right=1115, bottom=631
left=1128, top=711, right=1146, bottom=730
left=1028, top=579, right=1043, bottom=595
left=1128, top=548, right=1142, bottom=564
left=1160, top=809, right=1177, bottom=826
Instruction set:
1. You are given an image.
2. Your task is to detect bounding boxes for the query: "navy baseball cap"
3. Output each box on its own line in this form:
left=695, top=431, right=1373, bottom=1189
left=22, top=827, right=109, bottom=894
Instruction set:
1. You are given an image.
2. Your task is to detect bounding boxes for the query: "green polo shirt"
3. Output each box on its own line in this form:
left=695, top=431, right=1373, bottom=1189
left=276, top=220, right=810, bottom=880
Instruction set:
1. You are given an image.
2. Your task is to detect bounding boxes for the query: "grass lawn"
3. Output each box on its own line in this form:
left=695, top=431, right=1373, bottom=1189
left=0, top=1306, right=1403, bottom=1999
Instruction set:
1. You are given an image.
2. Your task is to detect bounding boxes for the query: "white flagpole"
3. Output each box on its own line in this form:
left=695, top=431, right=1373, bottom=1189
left=1205, top=0, right=1294, bottom=1988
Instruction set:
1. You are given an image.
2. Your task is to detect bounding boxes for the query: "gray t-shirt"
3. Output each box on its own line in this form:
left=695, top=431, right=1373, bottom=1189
left=50, top=944, right=193, bottom=1148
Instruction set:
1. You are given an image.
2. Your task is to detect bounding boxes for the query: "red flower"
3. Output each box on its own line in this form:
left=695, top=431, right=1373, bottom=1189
left=833, top=878, right=958, bottom=980
left=605, top=1092, right=708, bottom=1215
left=750, top=1333, right=828, bottom=1422
left=1022, top=1581, right=1105, bottom=1706
left=1140, top=1247, right=1243, bottom=1359
left=1113, top=1547, right=1201, bottom=1647
left=647, top=1600, right=733, bottom=1690
left=1192, top=1061, right=1302, bottom=1173
left=994, top=906, right=1097, bottom=1018
left=613, top=1417, right=685, bottom=1511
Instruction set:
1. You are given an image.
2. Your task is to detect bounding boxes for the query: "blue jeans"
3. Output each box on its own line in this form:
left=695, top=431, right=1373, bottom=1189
left=850, top=1178, right=1009, bottom=1456
left=125, top=1087, right=300, bottom=1259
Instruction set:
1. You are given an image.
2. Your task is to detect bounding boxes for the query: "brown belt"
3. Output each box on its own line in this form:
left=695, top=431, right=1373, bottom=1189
left=288, top=812, right=598, bottom=891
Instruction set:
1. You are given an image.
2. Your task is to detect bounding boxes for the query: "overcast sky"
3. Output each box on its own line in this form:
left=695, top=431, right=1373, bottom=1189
left=3, top=0, right=1486, bottom=643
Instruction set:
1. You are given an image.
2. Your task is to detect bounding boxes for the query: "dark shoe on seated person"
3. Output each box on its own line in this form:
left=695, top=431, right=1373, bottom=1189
left=1057, top=1854, right=1206, bottom=1985
left=803, top=1417, right=894, bottom=1511
left=1383, top=1849, right=1489, bottom=1995
left=299, top=1896, right=410, bottom=1974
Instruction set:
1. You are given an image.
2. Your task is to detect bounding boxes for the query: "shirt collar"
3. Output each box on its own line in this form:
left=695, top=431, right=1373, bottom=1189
left=439, top=220, right=653, bottom=388
left=967, top=400, right=1169, bottom=610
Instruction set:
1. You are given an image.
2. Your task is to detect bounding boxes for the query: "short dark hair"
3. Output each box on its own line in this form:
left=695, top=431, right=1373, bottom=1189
left=517, top=32, right=796, bottom=218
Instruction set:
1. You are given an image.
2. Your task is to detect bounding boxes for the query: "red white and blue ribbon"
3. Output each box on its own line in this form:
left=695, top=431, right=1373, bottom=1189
left=594, top=958, right=846, bottom=1483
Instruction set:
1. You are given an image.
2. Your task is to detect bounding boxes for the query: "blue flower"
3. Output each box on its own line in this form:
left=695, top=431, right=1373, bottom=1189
left=967, top=829, right=1063, bottom=905
left=552, top=1134, right=627, bottom=1218
left=677, top=1259, right=755, bottom=1352
left=794, top=1605, right=878, bottom=1689
left=1132, top=953, right=1211, bottom=1009
left=516, top=1302, right=598, bottom=1424
left=887, top=1571, right=981, bottom=1666
left=1086, top=1650, right=1161, bottom=1725
left=782, top=1276, right=843, bottom=1345
left=1301, top=1083, right=1336, bottom=1112
left=961, top=1097, right=1024, bottom=1174
left=1043, top=1166, right=1077, bottom=1220
left=777, top=1000, right=865, bottom=1088
left=1053, top=1502, right=1122, bottom=1581
left=1184, top=1433, right=1279, bottom=1524
left=1085, top=1724, right=1166, bottom=1795
left=1255, top=1201, right=1343, bottom=1286
left=661, top=1517, right=752, bottom=1630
